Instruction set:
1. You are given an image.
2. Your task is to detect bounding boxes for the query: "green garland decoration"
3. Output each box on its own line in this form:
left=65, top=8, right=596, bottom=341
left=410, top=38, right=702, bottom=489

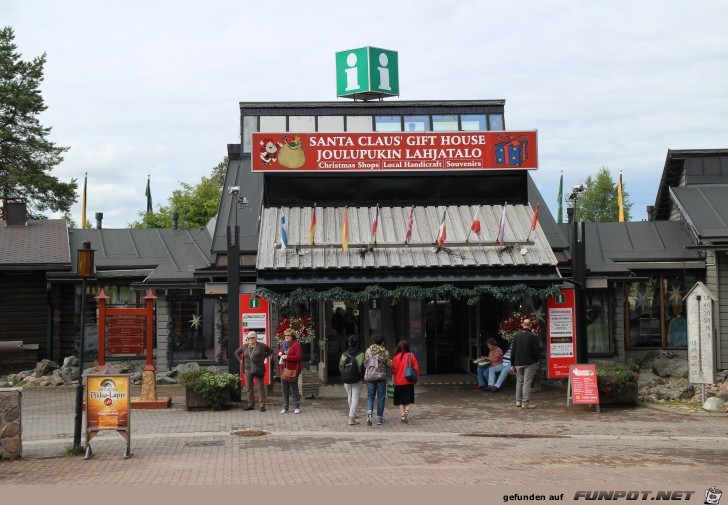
left=253, top=283, right=562, bottom=307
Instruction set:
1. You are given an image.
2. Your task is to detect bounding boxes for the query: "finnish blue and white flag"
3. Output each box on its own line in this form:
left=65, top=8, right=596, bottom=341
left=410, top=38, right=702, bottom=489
left=280, top=214, right=288, bottom=249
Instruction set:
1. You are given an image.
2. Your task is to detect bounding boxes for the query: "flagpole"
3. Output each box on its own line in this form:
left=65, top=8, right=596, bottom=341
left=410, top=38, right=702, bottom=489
left=81, top=172, right=87, bottom=229
left=526, top=203, right=540, bottom=243
left=404, top=205, right=415, bottom=245
left=465, top=205, right=481, bottom=243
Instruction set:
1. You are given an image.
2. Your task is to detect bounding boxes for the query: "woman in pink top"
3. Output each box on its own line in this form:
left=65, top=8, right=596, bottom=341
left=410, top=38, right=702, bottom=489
left=391, top=340, right=419, bottom=424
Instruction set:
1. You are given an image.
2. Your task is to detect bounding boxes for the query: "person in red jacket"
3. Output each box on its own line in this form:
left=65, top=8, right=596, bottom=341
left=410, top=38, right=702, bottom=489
left=391, top=339, right=419, bottom=423
left=277, top=328, right=303, bottom=414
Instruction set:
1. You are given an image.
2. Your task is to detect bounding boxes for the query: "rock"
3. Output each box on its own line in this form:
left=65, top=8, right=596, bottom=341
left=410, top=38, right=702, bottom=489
left=59, top=366, right=79, bottom=383
left=157, top=376, right=179, bottom=385
left=702, top=397, right=725, bottom=412
left=49, top=371, right=66, bottom=386
left=176, top=363, right=200, bottom=374
left=652, top=358, right=689, bottom=379
left=62, top=356, right=79, bottom=368
left=637, top=370, right=664, bottom=388
left=648, top=380, right=694, bottom=401
left=34, top=359, right=59, bottom=377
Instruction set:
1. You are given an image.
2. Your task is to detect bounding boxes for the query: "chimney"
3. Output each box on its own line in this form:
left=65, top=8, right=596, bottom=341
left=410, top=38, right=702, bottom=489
left=646, top=206, right=654, bottom=222
left=172, top=212, right=179, bottom=229
left=566, top=206, right=575, bottom=224
left=5, top=200, right=27, bottom=226
left=95, top=212, right=103, bottom=229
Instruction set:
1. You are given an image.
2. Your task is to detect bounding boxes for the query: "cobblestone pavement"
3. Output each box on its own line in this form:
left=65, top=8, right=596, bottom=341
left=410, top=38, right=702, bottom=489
left=2, top=379, right=727, bottom=486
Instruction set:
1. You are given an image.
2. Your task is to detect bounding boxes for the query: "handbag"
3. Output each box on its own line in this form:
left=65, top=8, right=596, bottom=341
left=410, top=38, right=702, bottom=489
left=281, top=367, right=298, bottom=382
left=404, top=353, right=418, bottom=383
left=250, top=363, right=266, bottom=378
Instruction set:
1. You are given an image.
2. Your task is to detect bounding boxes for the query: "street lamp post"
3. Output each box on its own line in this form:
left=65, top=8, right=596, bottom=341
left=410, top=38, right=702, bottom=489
left=73, top=240, right=95, bottom=450
left=566, top=183, right=587, bottom=222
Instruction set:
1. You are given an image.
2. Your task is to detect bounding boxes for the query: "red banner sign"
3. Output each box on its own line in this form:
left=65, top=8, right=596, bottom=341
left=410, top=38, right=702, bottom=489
left=546, top=288, right=577, bottom=379
left=569, top=364, right=600, bottom=405
left=252, top=131, right=538, bottom=172
left=239, top=294, right=271, bottom=386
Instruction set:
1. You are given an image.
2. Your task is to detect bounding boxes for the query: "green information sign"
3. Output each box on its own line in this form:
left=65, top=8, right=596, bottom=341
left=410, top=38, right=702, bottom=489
left=336, top=47, right=399, bottom=100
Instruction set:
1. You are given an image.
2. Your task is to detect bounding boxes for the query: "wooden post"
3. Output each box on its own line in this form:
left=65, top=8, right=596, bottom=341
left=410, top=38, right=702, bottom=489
left=143, top=289, right=157, bottom=372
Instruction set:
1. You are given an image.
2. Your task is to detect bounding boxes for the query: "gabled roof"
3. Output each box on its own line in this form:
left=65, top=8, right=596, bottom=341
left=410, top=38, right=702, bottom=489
left=654, top=149, right=728, bottom=220
left=258, top=204, right=557, bottom=273
left=558, top=221, right=702, bottom=275
left=0, top=219, right=70, bottom=270
left=670, top=184, right=728, bottom=241
left=52, top=227, right=212, bottom=285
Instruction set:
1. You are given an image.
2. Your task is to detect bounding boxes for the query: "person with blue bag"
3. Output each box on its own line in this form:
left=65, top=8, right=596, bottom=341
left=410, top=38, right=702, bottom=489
left=391, top=340, right=419, bottom=424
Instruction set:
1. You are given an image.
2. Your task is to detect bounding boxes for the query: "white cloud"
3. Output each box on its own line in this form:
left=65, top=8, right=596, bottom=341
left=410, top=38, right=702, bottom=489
left=3, top=0, right=727, bottom=226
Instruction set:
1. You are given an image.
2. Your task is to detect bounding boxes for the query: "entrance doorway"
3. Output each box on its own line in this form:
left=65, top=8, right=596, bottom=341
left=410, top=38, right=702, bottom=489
left=425, top=298, right=458, bottom=373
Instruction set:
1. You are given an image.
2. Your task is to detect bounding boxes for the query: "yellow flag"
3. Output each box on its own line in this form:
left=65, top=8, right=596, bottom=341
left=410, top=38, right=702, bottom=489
left=341, top=207, right=349, bottom=252
left=81, top=173, right=87, bottom=228
left=618, top=173, right=625, bottom=223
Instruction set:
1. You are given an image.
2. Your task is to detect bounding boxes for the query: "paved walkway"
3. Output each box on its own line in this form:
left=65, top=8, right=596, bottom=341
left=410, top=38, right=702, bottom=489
left=2, top=376, right=727, bottom=486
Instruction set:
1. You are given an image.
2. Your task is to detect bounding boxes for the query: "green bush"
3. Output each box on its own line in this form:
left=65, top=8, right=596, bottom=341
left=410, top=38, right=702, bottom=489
left=596, top=365, right=639, bottom=394
left=179, top=369, right=240, bottom=410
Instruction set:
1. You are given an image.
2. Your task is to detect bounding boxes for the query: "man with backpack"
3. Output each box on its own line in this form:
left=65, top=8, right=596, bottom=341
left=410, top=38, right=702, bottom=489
left=339, top=335, right=365, bottom=425
left=363, top=334, right=392, bottom=426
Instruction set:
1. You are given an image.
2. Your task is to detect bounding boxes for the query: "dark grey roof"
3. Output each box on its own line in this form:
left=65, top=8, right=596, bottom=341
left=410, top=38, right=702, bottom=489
left=654, top=149, right=728, bottom=220
left=671, top=184, right=728, bottom=241
left=211, top=157, right=264, bottom=255
left=526, top=174, right=569, bottom=250
left=558, top=221, right=702, bottom=275
left=257, top=204, right=557, bottom=271
left=63, top=228, right=212, bottom=284
left=0, top=219, right=70, bottom=270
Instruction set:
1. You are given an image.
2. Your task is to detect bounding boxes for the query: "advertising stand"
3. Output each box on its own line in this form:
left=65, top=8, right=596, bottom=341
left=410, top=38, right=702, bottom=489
left=566, top=364, right=600, bottom=414
left=85, top=374, right=132, bottom=459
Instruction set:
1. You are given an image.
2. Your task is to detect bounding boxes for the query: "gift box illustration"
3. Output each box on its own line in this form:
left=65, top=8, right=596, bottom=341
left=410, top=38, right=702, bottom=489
left=495, top=134, right=529, bottom=166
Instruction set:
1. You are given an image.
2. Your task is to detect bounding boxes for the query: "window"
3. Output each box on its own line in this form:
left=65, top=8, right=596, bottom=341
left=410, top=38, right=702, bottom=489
left=404, top=115, right=431, bottom=132
left=586, top=290, right=610, bottom=354
left=375, top=115, right=402, bottom=132
left=461, top=114, right=486, bottom=131
left=242, top=116, right=257, bottom=154
left=169, top=296, right=215, bottom=362
left=488, top=113, right=505, bottom=130
left=433, top=115, right=459, bottom=131
left=289, top=116, right=316, bottom=132
left=259, top=116, right=287, bottom=132
left=346, top=116, right=373, bottom=132
left=625, top=272, right=698, bottom=349
left=318, top=116, right=344, bottom=132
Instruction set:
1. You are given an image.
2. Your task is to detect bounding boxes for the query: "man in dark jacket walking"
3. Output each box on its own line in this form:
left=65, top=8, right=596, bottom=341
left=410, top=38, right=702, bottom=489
left=510, top=318, right=541, bottom=409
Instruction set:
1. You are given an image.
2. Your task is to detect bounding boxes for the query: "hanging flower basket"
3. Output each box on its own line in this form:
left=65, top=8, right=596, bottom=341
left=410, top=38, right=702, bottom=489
left=498, top=311, right=541, bottom=343
left=275, top=316, right=317, bottom=345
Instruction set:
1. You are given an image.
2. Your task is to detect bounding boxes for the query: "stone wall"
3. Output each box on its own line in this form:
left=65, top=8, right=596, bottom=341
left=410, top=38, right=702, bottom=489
left=0, top=388, right=22, bottom=460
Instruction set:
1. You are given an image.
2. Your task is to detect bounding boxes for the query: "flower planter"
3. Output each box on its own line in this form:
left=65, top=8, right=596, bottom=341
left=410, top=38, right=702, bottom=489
left=599, top=384, right=638, bottom=405
left=185, top=387, right=232, bottom=410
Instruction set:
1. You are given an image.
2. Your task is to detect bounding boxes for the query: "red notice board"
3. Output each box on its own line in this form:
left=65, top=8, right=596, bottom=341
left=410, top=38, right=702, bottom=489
left=239, top=294, right=271, bottom=386
left=568, top=364, right=600, bottom=405
left=546, top=288, right=577, bottom=378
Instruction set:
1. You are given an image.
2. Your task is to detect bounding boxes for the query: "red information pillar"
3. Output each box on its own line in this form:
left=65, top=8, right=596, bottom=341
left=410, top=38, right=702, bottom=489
left=239, top=294, right=271, bottom=386
left=546, top=288, right=577, bottom=379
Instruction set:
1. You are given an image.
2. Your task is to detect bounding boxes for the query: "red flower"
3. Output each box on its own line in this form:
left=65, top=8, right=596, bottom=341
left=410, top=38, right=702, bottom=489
left=275, top=316, right=317, bottom=344
left=498, top=312, right=541, bottom=343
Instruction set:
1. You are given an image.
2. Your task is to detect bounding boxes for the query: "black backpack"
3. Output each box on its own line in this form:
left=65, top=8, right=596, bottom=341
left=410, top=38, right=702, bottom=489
left=341, top=351, right=361, bottom=384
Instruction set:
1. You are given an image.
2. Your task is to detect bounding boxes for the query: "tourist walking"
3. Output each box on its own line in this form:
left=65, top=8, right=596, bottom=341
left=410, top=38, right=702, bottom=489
left=363, top=334, right=392, bottom=426
left=510, top=318, right=541, bottom=409
left=391, top=340, right=419, bottom=423
left=339, top=335, right=365, bottom=425
left=277, top=328, right=303, bottom=414
left=234, top=331, right=274, bottom=411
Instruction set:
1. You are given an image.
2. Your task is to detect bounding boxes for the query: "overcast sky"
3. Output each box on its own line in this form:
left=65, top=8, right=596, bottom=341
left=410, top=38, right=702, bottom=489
left=4, top=0, right=727, bottom=228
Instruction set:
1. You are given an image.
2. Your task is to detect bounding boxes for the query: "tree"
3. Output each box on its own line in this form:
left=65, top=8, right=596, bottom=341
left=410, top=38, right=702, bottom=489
left=571, top=167, right=632, bottom=222
left=0, top=27, right=75, bottom=217
left=130, top=157, right=228, bottom=228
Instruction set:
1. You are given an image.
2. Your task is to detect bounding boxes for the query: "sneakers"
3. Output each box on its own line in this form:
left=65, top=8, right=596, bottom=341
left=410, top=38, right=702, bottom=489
left=259, top=406, right=266, bottom=412
left=244, top=405, right=255, bottom=411
left=515, top=402, right=522, bottom=407
left=403, top=410, right=409, bottom=424
left=280, top=408, right=288, bottom=414
left=474, top=385, right=485, bottom=390
left=348, top=416, right=359, bottom=425
left=489, top=386, right=500, bottom=392
left=522, top=403, right=536, bottom=409
left=294, top=408, right=301, bottom=414
left=376, top=417, right=385, bottom=425
left=366, top=414, right=373, bottom=427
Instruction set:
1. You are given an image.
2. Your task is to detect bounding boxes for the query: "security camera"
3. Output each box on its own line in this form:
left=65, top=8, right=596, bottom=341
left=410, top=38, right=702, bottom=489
left=227, top=186, right=240, bottom=196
